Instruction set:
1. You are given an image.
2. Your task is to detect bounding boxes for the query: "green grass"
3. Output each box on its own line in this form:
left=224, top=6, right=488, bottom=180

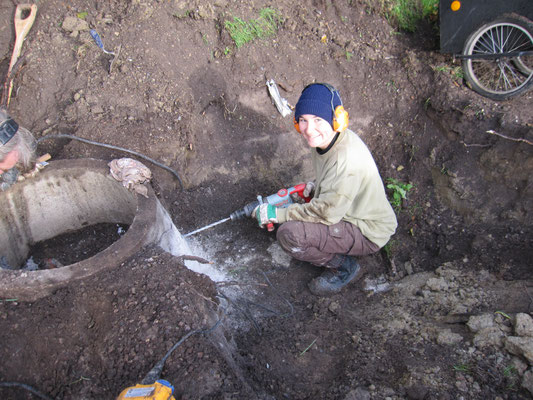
left=432, top=64, right=464, bottom=81
left=224, top=7, right=283, bottom=48
left=453, top=363, right=471, bottom=373
left=376, top=0, right=439, bottom=32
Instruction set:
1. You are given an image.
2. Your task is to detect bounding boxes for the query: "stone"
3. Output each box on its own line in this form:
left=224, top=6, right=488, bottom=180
left=342, top=387, right=371, bottom=400
left=467, top=313, right=494, bottom=333
left=437, top=328, right=463, bottom=345
left=62, top=16, right=89, bottom=32
left=473, top=327, right=505, bottom=348
left=426, top=277, right=448, bottom=291
left=505, top=336, right=533, bottom=364
left=515, top=313, right=533, bottom=337
left=511, top=356, right=528, bottom=375
left=523, top=369, right=533, bottom=396
left=405, top=384, right=429, bottom=399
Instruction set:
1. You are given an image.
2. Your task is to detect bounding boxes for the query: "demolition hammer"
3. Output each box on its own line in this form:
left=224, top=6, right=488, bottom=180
left=183, top=183, right=311, bottom=237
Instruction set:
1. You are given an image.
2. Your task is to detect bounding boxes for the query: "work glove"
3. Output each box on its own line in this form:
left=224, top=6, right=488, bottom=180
left=303, top=181, right=315, bottom=198
left=254, top=204, right=279, bottom=229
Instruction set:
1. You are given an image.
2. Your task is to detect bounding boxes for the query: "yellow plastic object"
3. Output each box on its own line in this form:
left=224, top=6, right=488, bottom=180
left=116, top=381, right=176, bottom=400
left=451, top=1, right=461, bottom=11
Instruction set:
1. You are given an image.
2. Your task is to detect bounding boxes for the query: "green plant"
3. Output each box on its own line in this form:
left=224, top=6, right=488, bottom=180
left=224, top=46, right=231, bottom=55
left=475, top=108, right=485, bottom=119
left=495, top=311, right=511, bottom=320
left=225, top=7, right=283, bottom=48
left=386, top=80, right=399, bottom=93
left=503, top=365, right=517, bottom=377
left=453, top=363, right=471, bottom=373
left=345, top=51, right=353, bottom=61
left=452, top=66, right=464, bottom=80
left=503, top=365, right=519, bottom=390
left=380, top=0, right=439, bottom=32
left=173, top=9, right=193, bottom=19
left=386, top=178, right=413, bottom=211
left=432, top=64, right=464, bottom=81
left=299, top=338, right=317, bottom=356
left=382, top=239, right=396, bottom=259
left=433, top=65, right=449, bottom=73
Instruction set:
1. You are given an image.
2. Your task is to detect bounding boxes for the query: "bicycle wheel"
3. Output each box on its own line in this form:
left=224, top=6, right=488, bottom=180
left=462, top=18, right=533, bottom=100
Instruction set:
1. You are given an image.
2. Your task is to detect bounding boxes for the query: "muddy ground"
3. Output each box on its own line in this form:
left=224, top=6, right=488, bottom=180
left=1, top=0, right=532, bottom=399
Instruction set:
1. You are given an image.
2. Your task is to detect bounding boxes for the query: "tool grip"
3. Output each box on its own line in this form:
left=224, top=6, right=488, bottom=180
left=90, top=29, right=105, bottom=49
left=288, top=183, right=312, bottom=203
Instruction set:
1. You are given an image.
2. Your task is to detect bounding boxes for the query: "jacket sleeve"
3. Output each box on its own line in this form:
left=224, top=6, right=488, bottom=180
left=277, top=157, right=363, bottom=224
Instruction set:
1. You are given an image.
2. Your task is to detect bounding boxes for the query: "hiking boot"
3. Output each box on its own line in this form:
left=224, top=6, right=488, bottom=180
left=308, top=255, right=363, bottom=296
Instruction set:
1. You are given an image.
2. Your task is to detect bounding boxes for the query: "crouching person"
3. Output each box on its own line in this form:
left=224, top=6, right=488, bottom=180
left=253, top=83, right=397, bottom=296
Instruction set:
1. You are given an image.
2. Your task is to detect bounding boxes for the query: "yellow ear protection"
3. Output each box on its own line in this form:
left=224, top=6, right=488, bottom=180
left=293, top=83, right=349, bottom=133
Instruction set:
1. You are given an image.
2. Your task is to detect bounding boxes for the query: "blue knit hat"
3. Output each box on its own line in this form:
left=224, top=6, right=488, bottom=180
left=294, top=83, right=342, bottom=128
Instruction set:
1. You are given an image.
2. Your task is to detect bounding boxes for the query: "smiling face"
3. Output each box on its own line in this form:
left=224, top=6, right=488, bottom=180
left=0, top=150, right=19, bottom=175
left=297, top=114, right=337, bottom=149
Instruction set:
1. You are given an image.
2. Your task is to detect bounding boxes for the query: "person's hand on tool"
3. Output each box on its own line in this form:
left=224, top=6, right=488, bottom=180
left=303, top=181, right=315, bottom=198
left=290, top=191, right=306, bottom=204
left=254, top=204, right=279, bottom=228
left=290, top=181, right=316, bottom=203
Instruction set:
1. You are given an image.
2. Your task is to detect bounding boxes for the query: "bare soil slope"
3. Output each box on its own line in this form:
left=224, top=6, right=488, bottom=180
left=1, top=1, right=532, bottom=399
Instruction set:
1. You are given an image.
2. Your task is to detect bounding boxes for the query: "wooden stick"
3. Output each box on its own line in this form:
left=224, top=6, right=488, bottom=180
left=6, top=4, right=38, bottom=106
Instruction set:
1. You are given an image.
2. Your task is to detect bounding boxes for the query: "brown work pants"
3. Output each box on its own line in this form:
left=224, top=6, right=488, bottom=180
left=276, top=220, right=380, bottom=267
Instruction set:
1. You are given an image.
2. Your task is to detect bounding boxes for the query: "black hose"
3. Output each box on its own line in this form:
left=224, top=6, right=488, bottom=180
left=0, top=382, right=54, bottom=400
left=37, top=134, right=183, bottom=189
left=141, top=309, right=225, bottom=385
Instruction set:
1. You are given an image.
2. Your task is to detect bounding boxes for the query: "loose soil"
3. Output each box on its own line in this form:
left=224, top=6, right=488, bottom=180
left=26, top=223, right=128, bottom=269
left=1, top=1, right=532, bottom=399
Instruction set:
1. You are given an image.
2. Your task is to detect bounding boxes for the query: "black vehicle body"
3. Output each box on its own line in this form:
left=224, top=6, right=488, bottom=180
left=439, top=0, right=533, bottom=53
left=438, top=0, right=533, bottom=100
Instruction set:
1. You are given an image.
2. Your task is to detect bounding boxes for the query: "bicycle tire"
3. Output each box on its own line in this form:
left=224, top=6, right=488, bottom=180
left=462, top=17, right=533, bottom=101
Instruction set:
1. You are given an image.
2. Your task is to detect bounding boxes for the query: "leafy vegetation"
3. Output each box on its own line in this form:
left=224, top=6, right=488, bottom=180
left=453, top=363, right=471, bottom=373
left=432, top=64, right=465, bottom=82
left=372, top=0, right=439, bottom=32
left=386, top=178, right=414, bottom=211
left=225, top=8, right=284, bottom=48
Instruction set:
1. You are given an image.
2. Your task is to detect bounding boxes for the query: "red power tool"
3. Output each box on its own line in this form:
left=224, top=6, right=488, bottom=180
left=183, top=183, right=312, bottom=237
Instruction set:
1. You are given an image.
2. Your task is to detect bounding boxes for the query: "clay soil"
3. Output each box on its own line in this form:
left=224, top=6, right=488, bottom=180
left=1, top=1, right=532, bottom=399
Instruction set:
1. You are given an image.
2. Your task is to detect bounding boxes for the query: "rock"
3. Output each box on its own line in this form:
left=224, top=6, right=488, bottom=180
left=515, top=313, right=533, bottom=337
left=404, top=261, right=413, bottom=275
left=437, top=328, right=463, bottom=345
left=455, top=376, right=469, bottom=392
left=523, top=369, right=533, bottom=396
left=473, top=327, right=505, bottom=348
left=267, top=243, right=292, bottom=267
left=405, top=384, right=429, bottom=400
left=328, top=301, right=341, bottom=315
left=467, top=313, right=494, bottom=332
left=197, top=5, right=214, bottom=19
left=62, top=16, right=89, bottom=32
left=511, top=356, right=528, bottom=375
left=505, top=337, right=533, bottom=364
left=92, top=105, right=104, bottom=114
left=343, top=387, right=371, bottom=400
left=426, top=277, right=448, bottom=291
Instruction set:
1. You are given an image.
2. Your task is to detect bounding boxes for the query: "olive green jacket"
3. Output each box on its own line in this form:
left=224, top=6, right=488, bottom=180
left=276, top=129, right=397, bottom=248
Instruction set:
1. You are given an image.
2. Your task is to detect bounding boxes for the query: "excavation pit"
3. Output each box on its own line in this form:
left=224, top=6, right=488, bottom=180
left=0, top=158, right=190, bottom=302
